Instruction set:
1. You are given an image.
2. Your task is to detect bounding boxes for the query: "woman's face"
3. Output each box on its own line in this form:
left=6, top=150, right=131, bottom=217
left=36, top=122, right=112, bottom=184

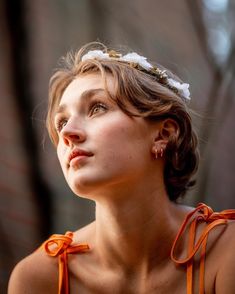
left=55, top=73, right=156, bottom=197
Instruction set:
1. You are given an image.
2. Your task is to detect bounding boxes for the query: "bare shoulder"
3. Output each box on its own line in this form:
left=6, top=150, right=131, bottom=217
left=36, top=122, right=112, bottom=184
left=211, top=220, right=235, bottom=293
left=8, top=244, right=58, bottom=294
left=8, top=224, right=96, bottom=294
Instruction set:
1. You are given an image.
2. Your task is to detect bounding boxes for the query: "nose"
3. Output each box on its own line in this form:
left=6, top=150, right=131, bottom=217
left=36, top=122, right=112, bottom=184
left=61, top=119, right=86, bottom=146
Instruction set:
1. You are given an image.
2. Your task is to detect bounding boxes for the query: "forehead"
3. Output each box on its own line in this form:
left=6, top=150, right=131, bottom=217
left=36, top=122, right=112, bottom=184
left=59, top=73, right=114, bottom=106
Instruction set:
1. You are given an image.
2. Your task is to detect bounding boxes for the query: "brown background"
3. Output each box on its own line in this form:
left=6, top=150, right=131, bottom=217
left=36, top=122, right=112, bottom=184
left=1, top=0, right=235, bottom=291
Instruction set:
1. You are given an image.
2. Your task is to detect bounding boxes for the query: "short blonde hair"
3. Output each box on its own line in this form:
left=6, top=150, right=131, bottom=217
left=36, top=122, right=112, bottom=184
left=47, top=42, right=199, bottom=201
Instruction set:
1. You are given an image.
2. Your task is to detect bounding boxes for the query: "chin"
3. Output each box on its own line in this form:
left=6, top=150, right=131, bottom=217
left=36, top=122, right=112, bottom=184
left=68, top=174, right=105, bottom=198
left=65, top=167, right=128, bottom=198
left=71, top=185, right=94, bottom=199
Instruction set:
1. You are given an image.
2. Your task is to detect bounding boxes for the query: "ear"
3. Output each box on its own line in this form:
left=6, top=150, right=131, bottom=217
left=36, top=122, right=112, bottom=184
left=160, top=118, right=179, bottom=141
left=151, top=118, right=179, bottom=155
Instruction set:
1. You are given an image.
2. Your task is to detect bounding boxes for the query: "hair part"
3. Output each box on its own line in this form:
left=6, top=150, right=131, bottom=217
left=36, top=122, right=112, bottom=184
left=47, top=42, right=199, bottom=201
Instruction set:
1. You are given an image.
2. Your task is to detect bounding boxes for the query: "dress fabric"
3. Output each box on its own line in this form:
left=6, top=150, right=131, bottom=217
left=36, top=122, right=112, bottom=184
left=43, top=203, right=235, bottom=294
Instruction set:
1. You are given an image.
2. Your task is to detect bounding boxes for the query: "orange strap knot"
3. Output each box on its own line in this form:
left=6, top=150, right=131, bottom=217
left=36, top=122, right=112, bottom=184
left=171, top=203, right=235, bottom=294
left=43, top=231, right=89, bottom=294
left=44, top=232, right=74, bottom=257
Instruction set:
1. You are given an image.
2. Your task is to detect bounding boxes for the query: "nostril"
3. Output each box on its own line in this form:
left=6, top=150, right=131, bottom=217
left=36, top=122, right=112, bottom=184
left=63, top=133, right=84, bottom=146
left=63, top=137, right=70, bottom=146
left=61, top=125, right=86, bottom=144
left=69, top=134, right=80, bottom=140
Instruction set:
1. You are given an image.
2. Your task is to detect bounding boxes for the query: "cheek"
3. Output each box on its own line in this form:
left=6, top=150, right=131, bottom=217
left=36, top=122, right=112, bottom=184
left=92, top=122, right=130, bottom=149
left=91, top=120, right=145, bottom=163
left=56, top=143, right=67, bottom=168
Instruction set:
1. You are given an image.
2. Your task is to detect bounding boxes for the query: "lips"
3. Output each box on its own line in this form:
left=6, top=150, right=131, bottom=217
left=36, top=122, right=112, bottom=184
left=68, top=148, right=93, bottom=165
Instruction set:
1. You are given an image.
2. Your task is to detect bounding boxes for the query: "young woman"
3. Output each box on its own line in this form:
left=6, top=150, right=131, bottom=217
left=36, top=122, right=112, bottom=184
left=8, top=42, right=235, bottom=293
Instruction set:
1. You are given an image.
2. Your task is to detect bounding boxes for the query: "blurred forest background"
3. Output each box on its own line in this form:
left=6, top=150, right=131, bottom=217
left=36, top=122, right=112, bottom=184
left=0, top=0, right=235, bottom=291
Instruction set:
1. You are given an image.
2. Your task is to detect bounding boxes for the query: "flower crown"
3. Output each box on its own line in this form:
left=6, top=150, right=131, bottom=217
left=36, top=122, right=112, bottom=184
left=82, top=50, right=191, bottom=100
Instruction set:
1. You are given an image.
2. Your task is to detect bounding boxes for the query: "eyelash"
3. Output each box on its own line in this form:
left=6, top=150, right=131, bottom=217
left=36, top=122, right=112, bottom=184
left=55, top=101, right=108, bottom=133
left=55, top=118, right=68, bottom=132
left=89, top=101, right=108, bottom=116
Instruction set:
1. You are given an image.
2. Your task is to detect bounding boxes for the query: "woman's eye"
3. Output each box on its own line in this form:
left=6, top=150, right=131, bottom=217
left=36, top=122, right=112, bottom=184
left=90, top=102, right=108, bottom=116
left=55, top=118, right=68, bottom=132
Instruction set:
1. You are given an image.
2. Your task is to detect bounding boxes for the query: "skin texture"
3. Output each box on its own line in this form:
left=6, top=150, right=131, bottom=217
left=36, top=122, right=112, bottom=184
left=8, top=74, right=235, bottom=293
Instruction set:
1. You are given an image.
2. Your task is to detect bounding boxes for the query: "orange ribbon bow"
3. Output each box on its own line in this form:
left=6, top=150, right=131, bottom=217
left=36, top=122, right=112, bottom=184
left=171, top=203, right=235, bottom=294
left=43, top=231, right=89, bottom=294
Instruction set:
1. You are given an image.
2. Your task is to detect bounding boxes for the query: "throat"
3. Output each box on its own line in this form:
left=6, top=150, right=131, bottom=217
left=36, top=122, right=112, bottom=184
left=93, top=199, right=180, bottom=272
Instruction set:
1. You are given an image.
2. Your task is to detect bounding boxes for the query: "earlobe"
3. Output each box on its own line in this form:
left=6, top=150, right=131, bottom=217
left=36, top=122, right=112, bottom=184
left=151, top=140, right=167, bottom=159
left=153, top=147, right=164, bottom=159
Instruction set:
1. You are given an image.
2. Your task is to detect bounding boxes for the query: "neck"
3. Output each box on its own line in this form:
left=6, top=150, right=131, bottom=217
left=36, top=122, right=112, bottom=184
left=93, top=180, right=184, bottom=274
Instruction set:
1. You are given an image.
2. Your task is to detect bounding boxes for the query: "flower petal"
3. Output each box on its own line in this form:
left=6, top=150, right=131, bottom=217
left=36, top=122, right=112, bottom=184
left=82, top=50, right=110, bottom=62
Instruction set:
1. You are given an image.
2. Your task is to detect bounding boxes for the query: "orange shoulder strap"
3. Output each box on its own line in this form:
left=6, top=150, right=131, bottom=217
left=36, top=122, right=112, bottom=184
left=43, top=231, right=89, bottom=294
left=171, top=203, right=235, bottom=294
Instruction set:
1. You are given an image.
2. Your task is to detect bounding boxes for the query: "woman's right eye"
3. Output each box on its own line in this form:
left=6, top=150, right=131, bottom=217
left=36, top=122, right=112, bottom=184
left=55, top=118, right=68, bottom=132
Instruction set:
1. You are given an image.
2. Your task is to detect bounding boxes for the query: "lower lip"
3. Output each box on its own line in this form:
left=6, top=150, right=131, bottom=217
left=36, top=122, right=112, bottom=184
left=69, top=155, right=90, bottom=167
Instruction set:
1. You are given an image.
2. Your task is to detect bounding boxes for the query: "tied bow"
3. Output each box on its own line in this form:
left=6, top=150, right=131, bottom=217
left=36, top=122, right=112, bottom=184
left=43, top=231, right=89, bottom=294
left=171, top=203, right=235, bottom=294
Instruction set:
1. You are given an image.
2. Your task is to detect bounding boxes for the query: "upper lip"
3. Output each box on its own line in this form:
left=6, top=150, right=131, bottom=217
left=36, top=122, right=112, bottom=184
left=68, top=148, right=93, bottom=164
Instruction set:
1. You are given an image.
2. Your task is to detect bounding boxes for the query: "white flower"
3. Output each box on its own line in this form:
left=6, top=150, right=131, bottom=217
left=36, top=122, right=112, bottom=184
left=82, top=50, right=153, bottom=71
left=81, top=50, right=191, bottom=101
left=81, top=50, right=110, bottom=62
left=168, top=78, right=191, bottom=100
left=121, top=53, right=153, bottom=71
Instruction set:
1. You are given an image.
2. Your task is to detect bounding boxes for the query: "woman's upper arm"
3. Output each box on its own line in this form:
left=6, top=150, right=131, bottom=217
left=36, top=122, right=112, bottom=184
left=8, top=258, right=34, bottom=294
left=8, top=251, right=58, bottom=294
left=215, top=223, right=235, bottom=293
left=215, top=256, right=235, bottom=293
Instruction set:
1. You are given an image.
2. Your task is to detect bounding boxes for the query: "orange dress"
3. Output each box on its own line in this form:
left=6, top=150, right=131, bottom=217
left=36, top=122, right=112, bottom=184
left=43, top=203, right=235, bottom=294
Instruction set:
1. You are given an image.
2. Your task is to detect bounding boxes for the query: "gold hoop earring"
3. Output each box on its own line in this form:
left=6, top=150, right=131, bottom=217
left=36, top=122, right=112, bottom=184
left=155, top=148, right=164, bottom=159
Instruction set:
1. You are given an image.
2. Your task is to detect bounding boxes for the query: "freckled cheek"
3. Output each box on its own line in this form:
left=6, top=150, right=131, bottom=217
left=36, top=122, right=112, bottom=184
left=93, top=123, right=131, bottom=147
left=92, top=125, right=135, bottom=162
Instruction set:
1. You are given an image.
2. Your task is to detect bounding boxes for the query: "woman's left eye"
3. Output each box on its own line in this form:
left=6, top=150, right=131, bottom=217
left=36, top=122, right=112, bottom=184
left=90, top=102, right=108, bottom=116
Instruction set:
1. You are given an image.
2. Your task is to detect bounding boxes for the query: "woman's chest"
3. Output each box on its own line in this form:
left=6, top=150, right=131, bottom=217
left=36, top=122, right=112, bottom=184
left=68, top=260, right=189, bottom=294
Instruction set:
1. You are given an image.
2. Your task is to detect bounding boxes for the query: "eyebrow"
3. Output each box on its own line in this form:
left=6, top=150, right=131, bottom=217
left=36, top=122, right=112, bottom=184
left=55, top=88, right=107, bottom=116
